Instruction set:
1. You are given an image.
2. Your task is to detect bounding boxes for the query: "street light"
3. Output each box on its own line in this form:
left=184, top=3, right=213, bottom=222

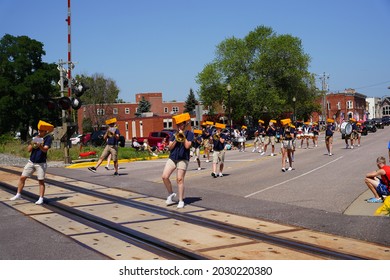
left=292, top=96, right=296, bottom=122
left=227, top=84, right=232, bottom=137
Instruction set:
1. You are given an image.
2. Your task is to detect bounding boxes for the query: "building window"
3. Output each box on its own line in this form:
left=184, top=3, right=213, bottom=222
left=113, top=108, right=118, bottom=115
left=327, top=102, right=331, bottom=110
left=172, top=107, right=179, bottom=113
left=163, top=119, right=173, bottom=129
left=97, top=109, right=105, bottom=116
left=346, top=101, right=353, bottom=109
left=125, top=108, right=130, bottom=114
left=164, top=107, right=169, bottom=113
left=383, top=106, right=390, bottom=116
left=337, top=102, right=341, bottom=110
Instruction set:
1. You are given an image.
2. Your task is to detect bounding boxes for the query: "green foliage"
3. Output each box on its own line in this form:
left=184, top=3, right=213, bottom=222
left=184, top=88, right=198, bottom=113
left=82, top=118, right=93, bottom=133
left=0, top=139, right=163, bottom=162
left=196, top=25, right=319, bottom=126
left=136, top=96, right=151, bottom=115
left=75, top=73, right=120, bottom=127
left=0, top=34, right=59, bottom=140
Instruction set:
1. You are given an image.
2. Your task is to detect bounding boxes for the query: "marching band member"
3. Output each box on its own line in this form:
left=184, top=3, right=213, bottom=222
left=345, top=118, right=357, bottom=149
left=88, top=118, right=120, bottom=176
left=300, top=121, right=312, bottom=149
left=356, top=122, right=362, bottom=147
left=325, top=118, right=335, bottom=156
left=162, top=113, right=194, bottom=209
left=211, top=123, right=227, bottom=178
left=253, top=120, right=265, bottom=154
left=10, top=120, right=53, bottom=205
left=289, top=123, right=297, bottom=162
left=263, top=120, right=277, bottom=156
left=192, top=129, right=203, bottom=170
left=202, top=122, right=213, bottom=162
left=312, top=122, right=319, bottom=147
left=350, top=119, right=359, bottom=149
left=280, top=119, right=294, bottom=172
left=239, top=125, right=248, bottom=152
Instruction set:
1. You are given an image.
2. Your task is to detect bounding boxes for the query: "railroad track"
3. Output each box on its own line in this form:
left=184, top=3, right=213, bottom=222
left=0, top=166, right=388, bottom=260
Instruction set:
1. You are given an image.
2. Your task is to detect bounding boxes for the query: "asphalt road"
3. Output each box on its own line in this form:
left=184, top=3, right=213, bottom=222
left=1, top=127, right=388, bottom=261
left=45, top=126, right=390, bottom=246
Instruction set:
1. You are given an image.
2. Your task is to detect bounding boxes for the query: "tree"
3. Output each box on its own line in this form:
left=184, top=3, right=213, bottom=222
left=0, top=34, right=58, bottom=140
left=136, top=96, right=151, bottom=116
left=75, top=73, right=120, bottom=127
left=184, top=88, right=198, bottom=113
left=196, top=25, right=320, bottom=126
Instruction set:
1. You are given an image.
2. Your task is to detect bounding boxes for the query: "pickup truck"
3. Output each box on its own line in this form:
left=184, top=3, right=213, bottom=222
left=135, top=131, right=171, bottom=147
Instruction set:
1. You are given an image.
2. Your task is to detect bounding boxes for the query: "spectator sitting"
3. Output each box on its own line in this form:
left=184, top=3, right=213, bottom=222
left=131, top=137, right=142, bottom=151
left=143, top=139, right=158, bottom=157
left=157, top=138, right=168, bottom=153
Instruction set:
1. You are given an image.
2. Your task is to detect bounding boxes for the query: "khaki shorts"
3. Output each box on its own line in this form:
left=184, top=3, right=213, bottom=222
left=213, top=150, right=225, bottom=164
left=165, top=158, right=189, bottom=170
left=281, top=139, right=293, bottom=150
left=100, top=145, right=118, bottom=161
left=22, top=161, right=47, bottom=180
left=264, top=136, right=275, bottom=146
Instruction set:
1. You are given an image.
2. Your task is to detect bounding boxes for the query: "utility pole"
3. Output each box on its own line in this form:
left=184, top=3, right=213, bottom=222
left=319, top=72, right=330, bottom=121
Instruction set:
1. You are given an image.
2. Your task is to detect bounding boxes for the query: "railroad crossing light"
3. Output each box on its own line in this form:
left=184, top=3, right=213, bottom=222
left=58, top=97, right=71, bottom=110
left=72, top=82, right=89, bottom=97
left=47, top=97, right=72, bottom=111
left=70, top=97, right=82, bottom=110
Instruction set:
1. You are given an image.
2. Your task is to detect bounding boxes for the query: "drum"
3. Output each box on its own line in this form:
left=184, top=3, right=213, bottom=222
left=237, top=137, right=245, bottom=143
left=341, top=122, right=352, bottom=135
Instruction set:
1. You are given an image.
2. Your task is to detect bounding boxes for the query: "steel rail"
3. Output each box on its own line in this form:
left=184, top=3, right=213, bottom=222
left=0, top=167, right=369, bottom=260
left=0, top=180, right=207, bottom=260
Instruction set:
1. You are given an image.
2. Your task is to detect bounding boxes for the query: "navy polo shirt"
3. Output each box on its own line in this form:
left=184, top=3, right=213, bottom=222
left=30, top=136, right=52, bottom=163
left=107, top=129, right=120, bottom=145
left=169, top=130, right=195, bottom=161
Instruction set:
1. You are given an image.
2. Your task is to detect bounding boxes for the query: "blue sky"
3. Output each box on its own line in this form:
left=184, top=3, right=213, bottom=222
left=1, top=0, right=390, bottom=102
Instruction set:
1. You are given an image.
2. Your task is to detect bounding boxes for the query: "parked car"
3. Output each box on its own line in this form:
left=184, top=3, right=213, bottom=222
left=382, top=116, right=390, bottom=126
left=90, top=130, right=107, bottom=147
left=135, top=131, right=171, bottom=147
left=363, top=120, right=377, bottom=133
left=372, top=118, right=384, bottom=129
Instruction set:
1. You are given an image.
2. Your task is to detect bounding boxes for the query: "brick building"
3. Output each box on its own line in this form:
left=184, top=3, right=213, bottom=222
left=324, top=88, right=367, bottom=123
left=77, top=93, right=190, bottom=140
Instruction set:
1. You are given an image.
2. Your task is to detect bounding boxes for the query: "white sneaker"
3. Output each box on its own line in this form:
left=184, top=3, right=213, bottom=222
left=260, top=151, right=265, bottom=155
left=165, top=193, right=176, bottom=205
left=282, top=168, right=286, bottom=172
left=10, top=193, right=21, bottom=201
left=270, top=153, right=276, bottom=156
left=35, top=197, right=44, bottom=205
left=218, top=172, right=223, bottom=177
left=287, top=167, right=293, bottom=171
left=177, top=201, right=185, bottom=208
left=205, top=160, right=209, bottom=163
left=197, top=167, right=201, bottom=170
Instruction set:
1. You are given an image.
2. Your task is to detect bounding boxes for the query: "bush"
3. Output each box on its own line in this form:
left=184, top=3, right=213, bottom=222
left=0, top=139, right=162, bottom=162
